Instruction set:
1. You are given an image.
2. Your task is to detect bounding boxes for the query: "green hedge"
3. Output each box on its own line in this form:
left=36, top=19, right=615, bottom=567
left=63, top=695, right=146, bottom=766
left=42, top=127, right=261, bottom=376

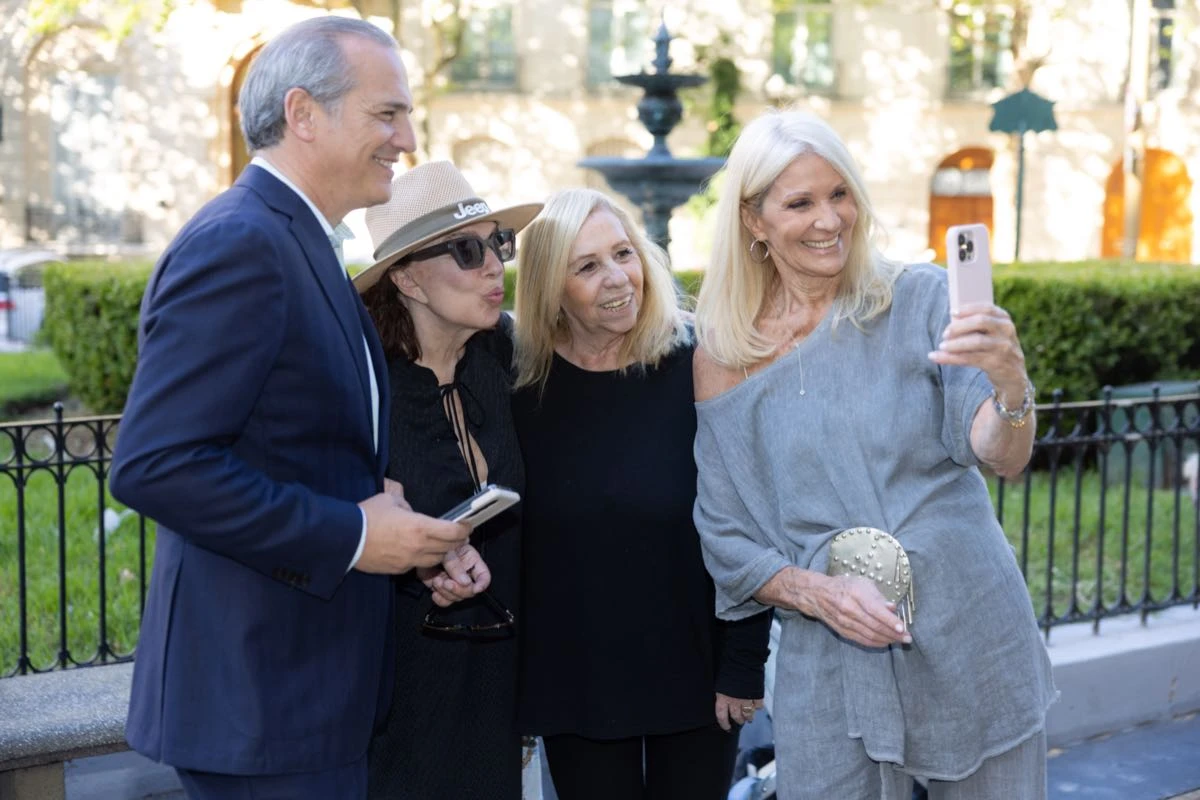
left=42, top=261, right=153, bottom=414
left=42, top=259, right=1200, bottom=413
left=990, top=261, right=1200, bottom=401
left=675, top=260, right=1200, bottom=402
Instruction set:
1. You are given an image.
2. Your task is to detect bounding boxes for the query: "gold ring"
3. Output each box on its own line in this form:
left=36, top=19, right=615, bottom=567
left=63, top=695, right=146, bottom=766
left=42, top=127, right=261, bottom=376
left=741, top=705, right=754, bottom=713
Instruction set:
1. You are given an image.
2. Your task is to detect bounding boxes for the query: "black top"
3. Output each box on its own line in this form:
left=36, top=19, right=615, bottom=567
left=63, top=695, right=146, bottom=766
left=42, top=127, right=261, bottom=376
left=512, top=338, right=771, bottom=739
left=367, top=315, right=524, bottom=799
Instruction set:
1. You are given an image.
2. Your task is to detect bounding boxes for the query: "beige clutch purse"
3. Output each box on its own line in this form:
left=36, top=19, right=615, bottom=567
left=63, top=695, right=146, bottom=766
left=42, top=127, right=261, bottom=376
left=827, top=527, right=915, bottom=625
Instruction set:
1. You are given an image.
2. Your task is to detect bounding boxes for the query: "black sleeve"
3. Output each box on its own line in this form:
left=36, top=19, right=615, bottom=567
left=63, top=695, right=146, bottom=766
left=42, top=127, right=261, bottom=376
left=712, top=608, right=773, bottom=699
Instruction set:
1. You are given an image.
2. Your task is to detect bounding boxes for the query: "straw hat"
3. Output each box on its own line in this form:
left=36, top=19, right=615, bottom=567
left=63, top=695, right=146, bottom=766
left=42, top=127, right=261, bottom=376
left=353, top=160, right=543, bottom=293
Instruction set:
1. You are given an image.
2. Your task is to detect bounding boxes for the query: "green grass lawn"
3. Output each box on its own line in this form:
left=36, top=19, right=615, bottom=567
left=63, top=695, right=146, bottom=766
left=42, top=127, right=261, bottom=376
left=0, top=466, right=153, bottom=674
left=1, top=466, right=1196, bottom=674
left=990, top=470, right=1198, bottom=624
left=0, top=349, right=70, bottom=417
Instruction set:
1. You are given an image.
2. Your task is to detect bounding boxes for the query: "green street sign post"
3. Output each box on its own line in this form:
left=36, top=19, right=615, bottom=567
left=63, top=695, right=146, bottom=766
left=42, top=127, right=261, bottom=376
left=988, top=88, right=1058, bottom=262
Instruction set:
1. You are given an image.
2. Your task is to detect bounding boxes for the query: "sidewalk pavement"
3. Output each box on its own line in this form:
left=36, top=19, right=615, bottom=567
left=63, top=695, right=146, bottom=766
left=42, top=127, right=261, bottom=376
left=1048, top=711, right=1200, bottom=800
left=64, top=712, right=1200, bottom=799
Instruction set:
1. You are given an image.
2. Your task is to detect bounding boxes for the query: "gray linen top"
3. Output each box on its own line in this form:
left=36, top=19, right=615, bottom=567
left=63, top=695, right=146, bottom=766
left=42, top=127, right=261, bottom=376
left=694, top=263, right=1056, bottom=780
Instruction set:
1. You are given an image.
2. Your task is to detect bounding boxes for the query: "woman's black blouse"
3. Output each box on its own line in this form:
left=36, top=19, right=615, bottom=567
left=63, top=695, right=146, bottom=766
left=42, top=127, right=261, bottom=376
left=366, top=316, right=524, bottom=799
left=512, top=339, right=771, bottom=740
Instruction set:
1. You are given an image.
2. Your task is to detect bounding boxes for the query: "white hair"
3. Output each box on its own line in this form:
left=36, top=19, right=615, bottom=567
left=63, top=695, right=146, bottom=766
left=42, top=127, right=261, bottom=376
left=695, top=109, right=902, bottom=368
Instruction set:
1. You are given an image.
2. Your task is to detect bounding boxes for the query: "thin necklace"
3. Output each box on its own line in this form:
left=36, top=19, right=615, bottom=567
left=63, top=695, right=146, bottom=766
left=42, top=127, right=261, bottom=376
left=742, top=329, right=811, bottom=393
left=780, top=327, right=808, bottom=397
left=795, top=345, right=806, bottom=396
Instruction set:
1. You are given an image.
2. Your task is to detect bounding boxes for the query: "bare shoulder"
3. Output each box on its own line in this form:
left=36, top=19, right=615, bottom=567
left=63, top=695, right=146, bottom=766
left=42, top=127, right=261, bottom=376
left=693, top=345, right=746, bottom=403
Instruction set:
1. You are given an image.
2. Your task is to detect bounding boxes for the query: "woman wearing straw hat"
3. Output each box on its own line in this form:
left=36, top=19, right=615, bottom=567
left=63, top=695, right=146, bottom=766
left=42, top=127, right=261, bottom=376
left=353, top=160, right=542, bottom=799
left=511, top=188, right=772, bottom=800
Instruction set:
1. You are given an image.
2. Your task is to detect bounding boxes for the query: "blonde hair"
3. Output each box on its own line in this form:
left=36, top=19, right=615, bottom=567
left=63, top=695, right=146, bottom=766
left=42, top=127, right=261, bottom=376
left=514, top=188, right=689, bottom=392
left=695, top=109, right=902, bottom=368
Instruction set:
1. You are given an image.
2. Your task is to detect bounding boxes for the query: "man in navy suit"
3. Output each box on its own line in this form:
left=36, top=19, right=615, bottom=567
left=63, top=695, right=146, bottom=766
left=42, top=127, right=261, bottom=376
left=109, top=16, right=471, bottom=799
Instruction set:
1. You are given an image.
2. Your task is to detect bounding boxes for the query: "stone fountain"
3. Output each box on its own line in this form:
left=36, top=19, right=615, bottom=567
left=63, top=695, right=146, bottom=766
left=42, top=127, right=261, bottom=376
left=578, top=21, right=725, bottom=252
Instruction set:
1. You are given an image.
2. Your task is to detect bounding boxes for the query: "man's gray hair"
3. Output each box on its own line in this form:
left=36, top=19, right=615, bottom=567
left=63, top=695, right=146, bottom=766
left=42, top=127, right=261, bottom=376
left=239, top=16, right=397, bottom=153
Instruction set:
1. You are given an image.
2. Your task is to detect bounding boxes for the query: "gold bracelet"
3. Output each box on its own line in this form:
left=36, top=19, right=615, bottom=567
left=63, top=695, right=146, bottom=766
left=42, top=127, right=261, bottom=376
left=992, top=378, right=1035, bottom=429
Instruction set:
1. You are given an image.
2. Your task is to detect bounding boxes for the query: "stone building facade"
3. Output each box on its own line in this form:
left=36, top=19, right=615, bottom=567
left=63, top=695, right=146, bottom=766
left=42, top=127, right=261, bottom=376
left=0, top=0, right=1196, bottom=269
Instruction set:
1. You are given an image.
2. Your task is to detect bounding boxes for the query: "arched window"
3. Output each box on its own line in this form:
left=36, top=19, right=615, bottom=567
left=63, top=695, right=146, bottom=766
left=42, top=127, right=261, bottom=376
left=928, top=147, right=993, bottom=263
left=1101, top=148, right=1193, bottom=262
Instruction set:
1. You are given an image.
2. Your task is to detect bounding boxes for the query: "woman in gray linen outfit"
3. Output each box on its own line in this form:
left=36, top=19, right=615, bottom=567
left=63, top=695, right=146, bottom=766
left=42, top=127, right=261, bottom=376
left=691, top=109, right=1057, bottom=800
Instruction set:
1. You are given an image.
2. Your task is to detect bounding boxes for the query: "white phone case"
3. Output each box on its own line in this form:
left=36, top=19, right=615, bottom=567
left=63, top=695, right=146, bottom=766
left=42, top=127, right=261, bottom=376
left=946, top=223, right=994, bottom=314
left=440, top=484, right=521, bottom=527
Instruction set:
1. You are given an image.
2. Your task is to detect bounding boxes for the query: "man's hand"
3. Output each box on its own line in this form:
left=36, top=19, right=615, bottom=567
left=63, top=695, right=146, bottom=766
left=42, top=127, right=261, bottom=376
left=355, top=493, right=470, bottom=574
left=417, top=543, right=492, bottom=607
left=383, top=478, right=411, bottom=510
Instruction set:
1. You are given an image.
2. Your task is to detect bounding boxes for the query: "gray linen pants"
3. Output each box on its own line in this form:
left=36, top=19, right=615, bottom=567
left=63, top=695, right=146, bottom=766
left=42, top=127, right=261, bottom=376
left=883, top=730, right=1046, bottom=800
left=776, top=712, right=1046, bottom=800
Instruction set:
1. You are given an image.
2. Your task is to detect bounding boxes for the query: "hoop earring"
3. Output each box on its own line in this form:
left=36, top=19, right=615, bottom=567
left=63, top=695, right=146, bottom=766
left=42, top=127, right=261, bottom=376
left=749, top=239, right=770, bottom=263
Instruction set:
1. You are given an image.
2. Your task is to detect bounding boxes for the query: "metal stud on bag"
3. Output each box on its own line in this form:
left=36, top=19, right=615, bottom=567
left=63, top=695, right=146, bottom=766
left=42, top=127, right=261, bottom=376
left=827, top=527, right=915, bottom=627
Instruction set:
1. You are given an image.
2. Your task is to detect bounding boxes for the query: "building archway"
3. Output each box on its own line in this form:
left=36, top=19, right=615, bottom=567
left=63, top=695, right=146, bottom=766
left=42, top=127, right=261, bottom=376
left=928, top=147, right=994, bottom=263
left=1101, top=148, right=1193, bottom=262
left=226, top=41, right=264, bottom=186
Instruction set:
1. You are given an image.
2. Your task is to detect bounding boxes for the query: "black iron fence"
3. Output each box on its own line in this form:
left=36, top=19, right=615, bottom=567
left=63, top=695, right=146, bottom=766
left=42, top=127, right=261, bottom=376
left=999, top=384, right=1199, bottom=640
left=2, top=389, right=1199, bottom=675
left=0, top=407, right=146, bottom=677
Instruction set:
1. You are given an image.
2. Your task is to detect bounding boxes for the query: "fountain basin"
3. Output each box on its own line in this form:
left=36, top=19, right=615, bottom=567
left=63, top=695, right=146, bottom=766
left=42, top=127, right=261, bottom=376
left=616, top=73, right=707, bottom=92
left=578, top=155, right=724, bottom=186
left=578, top=156, right=726, bottom=250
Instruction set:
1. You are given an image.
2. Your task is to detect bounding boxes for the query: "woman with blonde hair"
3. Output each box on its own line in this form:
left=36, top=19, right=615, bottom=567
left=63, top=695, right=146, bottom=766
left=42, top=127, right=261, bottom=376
left=513, top=188, right=771, bottom=800
left=693, top=110, right=1056, bottom=799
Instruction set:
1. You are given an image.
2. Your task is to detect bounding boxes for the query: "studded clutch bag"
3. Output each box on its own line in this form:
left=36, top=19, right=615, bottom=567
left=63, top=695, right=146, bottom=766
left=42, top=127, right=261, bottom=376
left=826, top=527, right=915, bottom=626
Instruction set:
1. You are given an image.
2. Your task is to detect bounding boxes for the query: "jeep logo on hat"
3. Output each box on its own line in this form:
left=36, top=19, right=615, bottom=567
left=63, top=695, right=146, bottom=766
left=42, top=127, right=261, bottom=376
left=453, top=201, right=491, bottom=220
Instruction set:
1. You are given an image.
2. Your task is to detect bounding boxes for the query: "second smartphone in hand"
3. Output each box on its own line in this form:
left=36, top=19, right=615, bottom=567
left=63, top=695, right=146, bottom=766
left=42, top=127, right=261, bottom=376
left=439, top=484, right=520, bottom=528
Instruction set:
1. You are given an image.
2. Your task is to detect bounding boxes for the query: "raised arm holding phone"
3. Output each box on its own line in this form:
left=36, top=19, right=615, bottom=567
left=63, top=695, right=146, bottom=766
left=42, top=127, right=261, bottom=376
left=937, top=223, right=1037, bottom=479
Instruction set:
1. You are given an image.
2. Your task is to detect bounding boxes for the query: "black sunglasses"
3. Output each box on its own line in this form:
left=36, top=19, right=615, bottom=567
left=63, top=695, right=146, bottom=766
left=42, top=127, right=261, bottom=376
left=400, top=227, right=516, bottom=271
left=422, top=589, right=515, bottom=635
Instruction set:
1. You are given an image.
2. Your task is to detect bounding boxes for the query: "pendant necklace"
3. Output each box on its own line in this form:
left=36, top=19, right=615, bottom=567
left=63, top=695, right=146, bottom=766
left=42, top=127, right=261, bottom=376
left=783, top=331, right=807, bottom=397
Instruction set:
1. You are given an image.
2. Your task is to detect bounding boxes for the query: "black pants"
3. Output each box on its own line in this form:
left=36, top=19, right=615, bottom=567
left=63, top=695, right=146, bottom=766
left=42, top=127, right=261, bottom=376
left=542, top=723, right=740, bottom=800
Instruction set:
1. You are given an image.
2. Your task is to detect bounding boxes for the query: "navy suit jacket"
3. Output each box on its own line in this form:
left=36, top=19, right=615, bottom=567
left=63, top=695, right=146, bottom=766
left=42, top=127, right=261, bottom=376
left=110, top=165, right=394, bottom=775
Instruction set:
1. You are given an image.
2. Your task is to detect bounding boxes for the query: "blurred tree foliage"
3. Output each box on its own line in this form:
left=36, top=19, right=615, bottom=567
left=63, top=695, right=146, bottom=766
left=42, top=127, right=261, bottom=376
left=27, top=0, right=175, bottom=38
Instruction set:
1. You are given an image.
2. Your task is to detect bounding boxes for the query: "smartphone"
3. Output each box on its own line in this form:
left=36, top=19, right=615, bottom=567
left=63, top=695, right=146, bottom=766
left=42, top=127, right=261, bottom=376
left=439, top=484, right=520, bottom=527
left=945, top=223, right=994, bottom=314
